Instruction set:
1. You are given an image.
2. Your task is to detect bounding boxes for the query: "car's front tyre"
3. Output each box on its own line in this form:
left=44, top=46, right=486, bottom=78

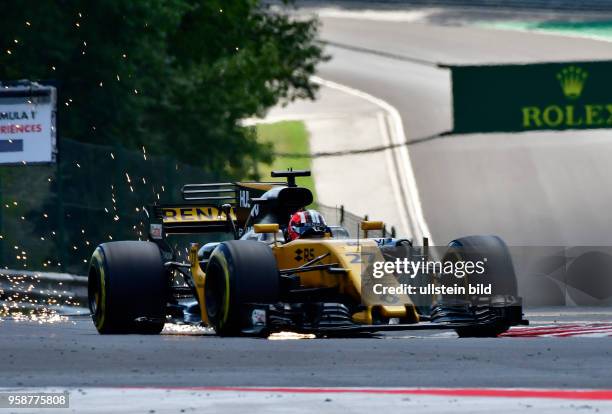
left=204, top=240, right=279, bottom=336
left=88, top=241, right=168, bottom=334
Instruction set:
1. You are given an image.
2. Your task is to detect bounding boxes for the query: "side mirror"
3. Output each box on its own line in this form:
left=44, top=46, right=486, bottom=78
left=254, top=223, right=280, bottom=246
left=361, top=221, right=383, bottom=231
left=254, top=223, right=280, bottom=234
left=361, top=220, right=384, bottom=238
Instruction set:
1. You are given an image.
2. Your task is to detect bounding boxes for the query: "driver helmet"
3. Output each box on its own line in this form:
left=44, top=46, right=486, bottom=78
left=287, top=210, right=328, bottom=241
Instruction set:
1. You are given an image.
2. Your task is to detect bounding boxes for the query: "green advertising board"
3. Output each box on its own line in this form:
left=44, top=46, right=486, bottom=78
left=450, top=61, right=612, bottom=134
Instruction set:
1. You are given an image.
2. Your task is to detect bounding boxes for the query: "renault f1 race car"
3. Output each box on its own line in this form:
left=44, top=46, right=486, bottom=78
left=88, top=170, right=528, bottom=337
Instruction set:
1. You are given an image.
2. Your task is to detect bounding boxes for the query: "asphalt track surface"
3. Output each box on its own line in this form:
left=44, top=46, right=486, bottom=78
left=0, top=313, right=611, bottom=389
left=315, top=16, right=612, bottom=245
left=4, top=10, right=612, bottom=395
left=0, top=318, right=612, bottom=388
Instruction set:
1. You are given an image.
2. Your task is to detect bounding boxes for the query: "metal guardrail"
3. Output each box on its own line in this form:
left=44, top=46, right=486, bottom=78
left=318, top=203, right=393, bottom=238
left=0, top=269, right=87, bottom=314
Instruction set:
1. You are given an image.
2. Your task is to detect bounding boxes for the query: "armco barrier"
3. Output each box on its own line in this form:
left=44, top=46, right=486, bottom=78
left=318, top=203, right=393, bottom=238
left=0, top=269, right=87, bottom=314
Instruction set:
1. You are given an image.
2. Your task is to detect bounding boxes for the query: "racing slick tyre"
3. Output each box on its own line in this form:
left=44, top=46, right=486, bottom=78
left=431, top=235, right=522, bottom=338
left=204, top=240, right=279, bottom=336
left=88, top=241, right=168, bottom=334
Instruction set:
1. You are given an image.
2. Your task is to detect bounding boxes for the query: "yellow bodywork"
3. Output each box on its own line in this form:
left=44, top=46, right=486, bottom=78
left=189, top=237, right=419, bottom=327
left=189, top=246, right=210, bottom=326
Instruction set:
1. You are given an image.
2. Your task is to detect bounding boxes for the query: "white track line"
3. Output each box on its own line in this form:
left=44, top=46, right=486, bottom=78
left=313, top=8, right=435, bottom=22
left=377, top=111, right=412, bottom=236
left=312, top=76, right=433, bottom=244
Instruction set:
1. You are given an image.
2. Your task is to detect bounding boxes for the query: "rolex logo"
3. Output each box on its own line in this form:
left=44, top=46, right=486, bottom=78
left=557, top=66, right=588, bottom=100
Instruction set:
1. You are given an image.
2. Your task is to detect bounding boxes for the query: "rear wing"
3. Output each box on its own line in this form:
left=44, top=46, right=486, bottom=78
left=148, top=181, right=283, bottom=238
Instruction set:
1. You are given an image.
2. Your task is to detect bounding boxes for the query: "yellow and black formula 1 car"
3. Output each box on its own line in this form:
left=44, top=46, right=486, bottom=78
left=88, top=170, right=527, bottom=337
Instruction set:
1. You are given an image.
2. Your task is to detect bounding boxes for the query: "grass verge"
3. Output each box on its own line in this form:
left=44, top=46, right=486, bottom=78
left=256, top=120, right=317, bottom=204
left=478, top=20, right=612, bottom=42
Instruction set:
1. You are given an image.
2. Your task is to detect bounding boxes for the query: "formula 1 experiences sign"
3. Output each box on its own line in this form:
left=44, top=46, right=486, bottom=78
left=449, top=61, right=612, bottom=134
left=0, top=82, right=57, bottom=164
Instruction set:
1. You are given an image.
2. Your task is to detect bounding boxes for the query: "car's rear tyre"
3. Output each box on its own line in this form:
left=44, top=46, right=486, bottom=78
left=204, top=240, right=279, bottom=336
left=88, top=241, right=168, bottom=334
left=431, top=235, right=522, bottom=338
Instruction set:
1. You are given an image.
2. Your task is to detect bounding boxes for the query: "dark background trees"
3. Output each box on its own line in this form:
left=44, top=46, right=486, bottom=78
left=0, top=0, right=324, bottom=178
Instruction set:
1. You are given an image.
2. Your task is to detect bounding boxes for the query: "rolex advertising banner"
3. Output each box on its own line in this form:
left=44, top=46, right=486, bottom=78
left=450, top=61, right=612, bottom=134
